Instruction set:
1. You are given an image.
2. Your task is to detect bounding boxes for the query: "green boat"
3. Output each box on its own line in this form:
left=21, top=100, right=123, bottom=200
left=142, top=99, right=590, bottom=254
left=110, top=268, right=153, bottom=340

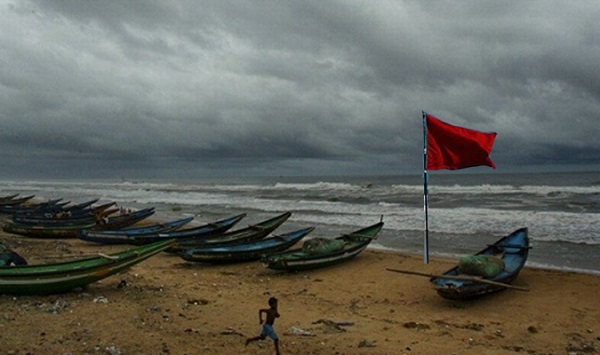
left=262, top=221, right=384, bottom=271
left=0, top=239, right=174, bottom=295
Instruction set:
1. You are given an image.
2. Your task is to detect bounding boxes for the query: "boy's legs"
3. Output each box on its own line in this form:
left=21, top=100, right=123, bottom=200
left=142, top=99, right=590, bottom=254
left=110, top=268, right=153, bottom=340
left=245, top=335, right=264, bottom=346
left=273, top=338, right=280, bottom=355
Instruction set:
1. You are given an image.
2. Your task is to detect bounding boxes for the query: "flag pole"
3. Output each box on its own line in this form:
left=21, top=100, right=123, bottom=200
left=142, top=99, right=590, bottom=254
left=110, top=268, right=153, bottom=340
left=422, top=111, right=429, bottom=264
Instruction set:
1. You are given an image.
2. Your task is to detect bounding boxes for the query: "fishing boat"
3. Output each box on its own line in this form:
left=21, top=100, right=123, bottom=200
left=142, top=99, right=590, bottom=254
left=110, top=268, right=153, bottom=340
left=2, top=208, right=156, bottom=238
left=0, top=195, right=37, bottom=213
left=180, top=227, right=314, bottom=263
left=429, top=228, right=530, bottom=300
left=0, top=194, right=35, bottom=206
left=0, top=194, right=20, bottom=203
left=168, top=212, right=292, bottom=253
left=94, top=207, right=156, bottom=230
left=78, top=214, right=243, bottom=245
left=262, top=221, right=384, bottom=271
left=16, top=198, right=101, bottom=218
left=12, top=199, right=108, bottom=220
left=82, top=216, right=195, bottom=238
left=11, top=202, right=119, bottom=228
left=0, top=239, right=174, bottom=295
left=3, top=221, right=98, bottom=239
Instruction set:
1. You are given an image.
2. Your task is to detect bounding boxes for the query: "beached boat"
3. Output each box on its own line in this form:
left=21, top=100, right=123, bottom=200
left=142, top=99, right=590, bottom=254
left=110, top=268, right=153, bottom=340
left=0, top=239, right=174, bottom=295
left=0, top=194, right=35, bottom=206
left=78, top=214, right=242, bottom=245
left=0, top=195, right=37, bottom=213
left=94, top=207, right=156, bottom=230
left=11, top=213, right=97, bottom=226
left=2, top=208, right=156, bottom=238
left=82, top=216, right=194, bottom=238
left=3, top=221, right=98, bottom=239
left=0, top=194, right=20, bottom=203
left=262, top=221, right=384, bottom=271
left=429, top=228, right=530, bottom=300
left=12, top=199, right=108, bottom=219
left=180, top=227, right=315, bottom=263
left=168, top=212, right=292, bottom=253
left=11, top=202, right=119, bottom=228
left=11, top=208, right=104, bottom=226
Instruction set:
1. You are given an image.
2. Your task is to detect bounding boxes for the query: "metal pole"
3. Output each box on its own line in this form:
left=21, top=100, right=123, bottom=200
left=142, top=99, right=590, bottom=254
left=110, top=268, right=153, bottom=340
left=422, top=111, right=429, bottom=264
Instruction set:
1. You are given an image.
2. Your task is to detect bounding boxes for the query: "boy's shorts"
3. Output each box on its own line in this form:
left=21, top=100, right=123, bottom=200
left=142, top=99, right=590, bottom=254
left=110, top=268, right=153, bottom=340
left=260, top=323, right=278, bottom=340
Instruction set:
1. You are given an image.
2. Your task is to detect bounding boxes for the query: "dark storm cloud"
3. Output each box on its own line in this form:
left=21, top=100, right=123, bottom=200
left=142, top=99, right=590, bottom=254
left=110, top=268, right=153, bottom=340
left=1, top=1, right=599, bottom=178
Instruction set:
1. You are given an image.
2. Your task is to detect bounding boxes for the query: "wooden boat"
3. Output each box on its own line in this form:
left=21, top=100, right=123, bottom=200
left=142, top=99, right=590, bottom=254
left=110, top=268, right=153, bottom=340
left=262, top=221, right=384, bottom=271
left=91, top=201, right=118, bottom=215
left=0, top=195, right=36, bottom=211
left=78, top=214, right=242, bottom=245
left=94, top=207, right=156, bottom=230
left=0, top=193, right=20, bottom=203
left=61, top=198, right=100, bottom=212
left=180, top=227, right=315, bottom=263
left=0, top=194, right=35, bottom=206
left=429, top=228, right=530, bottom=300
left=16, top=199, right=100, bottom=219
left=3, top=221, right=97, bottom=239
left=13, top=199, right=106, bottom=219
left=0, top=197, right=60, bottom=214
left=83, top=216, right=194, bottom=237
left=168, top=212, right=292, bottom=253
left=11, top=203, right=118, bottom=227
left=0, top=239, right=174, bottom=295
left=12, top=210, right=101, bottom=226
left=2, top=208, right=156, bottom=238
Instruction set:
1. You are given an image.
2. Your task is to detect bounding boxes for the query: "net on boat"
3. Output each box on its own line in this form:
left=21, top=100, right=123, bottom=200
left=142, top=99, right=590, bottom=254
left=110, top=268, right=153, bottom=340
left=458, top=255, right=504, bottom=278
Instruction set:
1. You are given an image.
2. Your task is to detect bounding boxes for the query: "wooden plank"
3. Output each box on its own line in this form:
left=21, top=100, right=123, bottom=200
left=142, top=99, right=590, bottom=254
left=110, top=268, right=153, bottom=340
left=385, top=267, right=530, bottom=291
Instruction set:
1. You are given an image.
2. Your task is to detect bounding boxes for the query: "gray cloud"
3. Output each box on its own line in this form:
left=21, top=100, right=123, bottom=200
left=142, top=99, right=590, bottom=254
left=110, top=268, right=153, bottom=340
left=1, top=1, right=599, bottom=179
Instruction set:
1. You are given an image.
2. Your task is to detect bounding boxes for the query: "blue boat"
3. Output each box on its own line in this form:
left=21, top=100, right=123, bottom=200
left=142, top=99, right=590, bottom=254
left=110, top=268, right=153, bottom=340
left=430, top=228, right=530, bottom=300
left=79, top=214, right=244, bottom=245
left=78, top=216, right=195, bottom=243
left=168, top=212, right=292, bottom=252
left=179, top=227, right=314, bottom=263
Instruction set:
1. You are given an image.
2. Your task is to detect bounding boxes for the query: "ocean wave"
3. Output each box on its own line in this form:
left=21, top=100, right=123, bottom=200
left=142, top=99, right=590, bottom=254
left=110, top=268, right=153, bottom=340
left=2, top=178, right=599, bottom=249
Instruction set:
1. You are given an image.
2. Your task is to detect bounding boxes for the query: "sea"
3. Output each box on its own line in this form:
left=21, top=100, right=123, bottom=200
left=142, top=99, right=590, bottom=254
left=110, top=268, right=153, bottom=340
left=1, top=171, right=599, bottom=274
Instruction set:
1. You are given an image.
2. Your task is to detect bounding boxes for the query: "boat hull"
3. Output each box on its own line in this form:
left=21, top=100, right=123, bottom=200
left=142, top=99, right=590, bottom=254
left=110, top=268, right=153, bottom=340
left=168, top=212, right=292, bottom=253
left=180, top=227, right=314, bottom=263
left=430, top=228, right=529, bottom=300
left=0, top=239, right=174, bottom=295
left=262, top=221, right=384, bottom=271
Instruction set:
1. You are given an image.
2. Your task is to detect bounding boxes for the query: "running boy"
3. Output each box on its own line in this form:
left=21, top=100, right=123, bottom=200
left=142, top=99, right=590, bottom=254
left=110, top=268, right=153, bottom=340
left=246, top=296, right=281, bottom=355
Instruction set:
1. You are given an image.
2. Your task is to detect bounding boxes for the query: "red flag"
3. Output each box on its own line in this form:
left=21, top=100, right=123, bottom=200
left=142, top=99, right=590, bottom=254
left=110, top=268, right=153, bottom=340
left=425, top=114, right=497, bottom=170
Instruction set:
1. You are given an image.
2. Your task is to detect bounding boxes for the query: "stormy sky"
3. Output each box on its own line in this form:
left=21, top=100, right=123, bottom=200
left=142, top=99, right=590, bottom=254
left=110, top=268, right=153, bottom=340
left=2, top=1, right=600, bottom=179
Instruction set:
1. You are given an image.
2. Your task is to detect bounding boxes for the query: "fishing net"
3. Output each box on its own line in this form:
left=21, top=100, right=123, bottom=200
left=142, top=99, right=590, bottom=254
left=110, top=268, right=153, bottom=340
left=302, top=238, right=345, bottom=254
left=458, top=255, right=504, bottom=278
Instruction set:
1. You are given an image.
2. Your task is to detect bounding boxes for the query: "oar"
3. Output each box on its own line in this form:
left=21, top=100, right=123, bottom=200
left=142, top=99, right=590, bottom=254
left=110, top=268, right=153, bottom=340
left=43, top=253, right=119, bottom=260
left=385, top=267, right=530, bottom=291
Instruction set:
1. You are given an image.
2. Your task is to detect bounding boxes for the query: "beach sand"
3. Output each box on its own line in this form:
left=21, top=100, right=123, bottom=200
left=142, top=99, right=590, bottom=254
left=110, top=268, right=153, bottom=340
left=1, top=230, right=599, bottom=355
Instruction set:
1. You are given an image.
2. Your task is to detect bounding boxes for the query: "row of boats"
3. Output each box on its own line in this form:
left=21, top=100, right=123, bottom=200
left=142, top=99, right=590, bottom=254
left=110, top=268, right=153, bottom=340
left=0, top=194, right=385, bottom=295
left=0, top=193, right=530, bottom=300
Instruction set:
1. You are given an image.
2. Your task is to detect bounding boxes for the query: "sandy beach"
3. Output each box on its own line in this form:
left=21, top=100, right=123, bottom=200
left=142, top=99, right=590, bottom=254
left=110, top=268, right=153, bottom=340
left=1, top=228, right=599, bottom=355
